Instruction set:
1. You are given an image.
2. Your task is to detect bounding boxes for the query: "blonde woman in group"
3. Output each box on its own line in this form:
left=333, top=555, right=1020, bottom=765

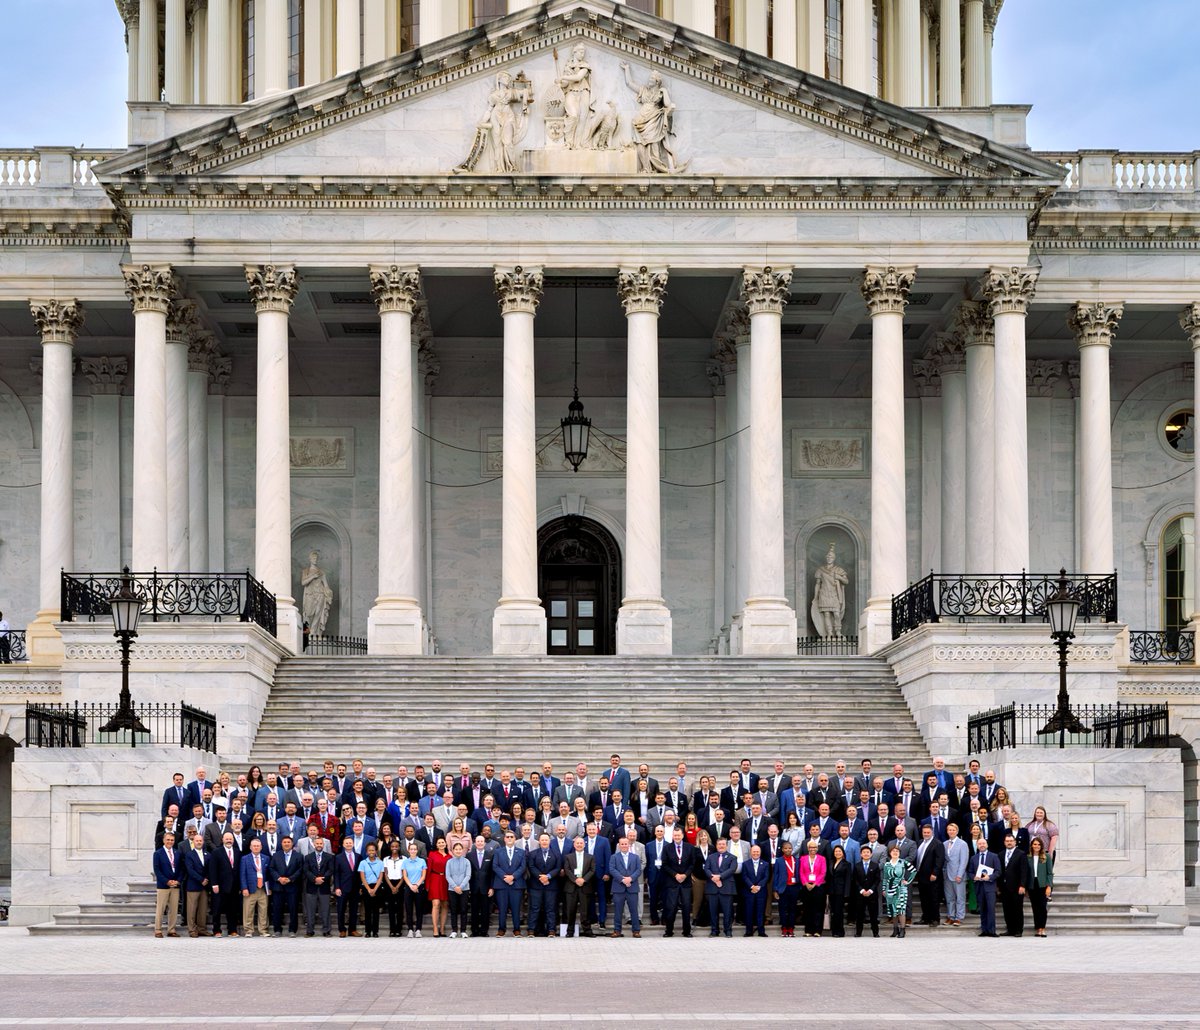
left=691, top=829, right=712, bottom=927
left=446, top=817, right=473, bottom=855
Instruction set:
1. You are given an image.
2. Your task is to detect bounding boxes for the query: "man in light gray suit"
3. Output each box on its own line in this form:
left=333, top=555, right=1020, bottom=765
left=548, top=802, right=582, bottom=840
left=609, top=836, right=643, bottom=937
left=892, top=803, right=918, bottom=843
left=749, top=784, right=779, bottom=822
left=552, top=774, right=585, bottom=812
left=942, top=822, right=970, bottom=925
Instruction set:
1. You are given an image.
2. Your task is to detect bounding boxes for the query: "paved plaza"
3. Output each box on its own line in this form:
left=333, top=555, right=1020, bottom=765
left=3, top=928, right=1199, bottom=1027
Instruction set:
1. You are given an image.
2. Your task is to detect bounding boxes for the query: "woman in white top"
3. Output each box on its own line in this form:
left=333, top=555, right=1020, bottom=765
left=382, top=839, right=406, bottom=937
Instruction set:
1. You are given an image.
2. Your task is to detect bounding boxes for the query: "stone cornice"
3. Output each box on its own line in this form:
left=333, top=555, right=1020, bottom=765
left=741, top=266, right=792, bottom=315
left=369, top=264, right=422, bottom=314
left=617, top=266, right=668, bottom=316
left=982, top=265, right=1038, bottom=316
left=30, top=299, right=84, bottom=343
left=122, top=263, right=175, bottom=314
left=1069, top=301, right=1124, bottom=349
left=861, top=265, right=915, bottom=316
left=245, top=263, right=299, bottom=313
left=494, top=265, right=544, bottom=315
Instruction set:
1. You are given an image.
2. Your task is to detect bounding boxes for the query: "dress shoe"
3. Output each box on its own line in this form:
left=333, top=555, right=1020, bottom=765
left=610, top=931, right=624, bottom=938
left=305, top=932, right=314, bottom=937
left=663, top=931, right=674, bottom=937
left=349, top=931, right=361, bottom=937
left=757, top=930, right=767, bottom=938
left=854, top=930, right=862, bottom=937
left=632, top=931, right=641, bottom=938
left=682, top=931, right=693, bottom=938
left=339, top=931, right=347, bottom=938
left=872, top=929, right=880, bottom=938
left=724, top=931, right=733, bottom=938
left=708, top=930, right=719, bottom=937
left=582, top=930, right=595, bottom=937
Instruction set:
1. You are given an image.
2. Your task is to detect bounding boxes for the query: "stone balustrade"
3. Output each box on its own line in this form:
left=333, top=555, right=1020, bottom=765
left=0, top=147, right=121, bottom=188
left=1039, top=149, right=1199, bottom=192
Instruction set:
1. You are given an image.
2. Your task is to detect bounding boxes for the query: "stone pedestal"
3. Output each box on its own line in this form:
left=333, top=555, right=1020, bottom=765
left=616, top=604, right=675, bottom=656
left=740, top=603, right=799, bottom=655
left=367, top=606, right=427, bottom=656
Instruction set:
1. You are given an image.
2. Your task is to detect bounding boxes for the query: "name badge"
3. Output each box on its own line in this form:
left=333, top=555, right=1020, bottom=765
left=808, top=873, right=816, bottom=883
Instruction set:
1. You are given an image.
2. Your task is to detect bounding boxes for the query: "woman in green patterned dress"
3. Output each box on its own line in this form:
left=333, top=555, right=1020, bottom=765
left=880, top=845, right=917, bottom=938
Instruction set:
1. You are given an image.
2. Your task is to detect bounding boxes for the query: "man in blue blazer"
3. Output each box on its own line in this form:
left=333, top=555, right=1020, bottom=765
left=608, top=837, right=642, bottom=937
left=185, top=765, right=212, bottom=814
left=967, top=837, right=1001, bottom=936
left=582, top=822, right=612, bottom=929
left=526, top=831, right=562, bottom=937
left=239, top=837, right=271, bottom=937
left=491, top=830, right=528, bottom=936
left=605, top=754, right=631, bottom=801
left=644, top=826, right=669, bottom=925
left=162, top=772, right=188, bottom=818
left=704, top=837, right=737, bottom=937
left=268, top=835, right=302, bottom=936
left=660, top=828, right=695, bottom=937
left=181, top=834, right=209, bottom=937
left=333, top=836, right=362, bottom=937
left=152, top=832, right=181, bottom=938
left=741, top=843, right=771, bottom=937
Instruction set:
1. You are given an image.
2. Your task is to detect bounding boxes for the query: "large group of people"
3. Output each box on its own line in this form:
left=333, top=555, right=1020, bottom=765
left=151, top=753, right=1060, bottom=940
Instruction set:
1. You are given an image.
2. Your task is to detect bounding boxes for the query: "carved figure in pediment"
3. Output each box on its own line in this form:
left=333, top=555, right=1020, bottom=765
left=557, top=45, right=594, bottom=150
left=620, top=63, right=689, bottom=174
left=456, top=70, right=534, bottom=173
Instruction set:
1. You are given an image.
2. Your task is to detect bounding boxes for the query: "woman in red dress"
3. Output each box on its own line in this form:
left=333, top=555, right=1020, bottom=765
left=684, top=812, right=699, bottom=845
left=426, top=836, right=450, bottom=937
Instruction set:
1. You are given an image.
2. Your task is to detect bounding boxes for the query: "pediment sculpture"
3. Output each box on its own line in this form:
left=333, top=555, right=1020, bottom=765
left=456, top=46, right=688, bottom=175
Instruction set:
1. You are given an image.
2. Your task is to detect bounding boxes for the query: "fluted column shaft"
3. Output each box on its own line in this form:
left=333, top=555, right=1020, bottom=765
left=247, top=264, right=300, bottom=649
left=721, top=356, right=738, bottom=644
left=843, top=0, right=873, bottom=93
left=187, top=340, right=211, bottom=571
left=1180, top=305, right=1200, bottom=626
left=260, top=0, right=288, bottom=95
left=964, top=0, right=986, bottom=105
left=962, top=301, right=995, bottom=571
left=492, top=267, right=546, bottom=655
left=138, top=0, right=159, bottom=101
left=939, top=351, right=968, bottom=573
left=164, top=0, right=187, bottom=102
left=938, top=0, right=962, bottom=105
left=1071, top=303, right=1123, bottom=575
left=367, top=265, right=426, bottom=654
left=124, top=264, right=173, bottom=570
left=734, top=334, right=752, bottom=624
left=336, top=0, right=361, bottom=75
left=986, top=266, right=1038, bottom=572
left=165, top=300, right=193, bottom=570
left=617, top=268, right=672, bottom=655
left=896, top=0, right=922, bottom=106
left=738, top=267, right=797, bottom=655
left=863, top=267, right=914, bottom=606
left=206, top=0, right=230, bottom=103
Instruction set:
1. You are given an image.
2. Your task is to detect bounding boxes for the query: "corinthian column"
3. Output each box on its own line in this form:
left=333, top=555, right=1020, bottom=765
left=984, top=266, right=1038, bottom=572
left=25, top=300, right=83, bottom=665
left=367, top=264, right=427, bottom=655
left=936, top=332, right=967, bottom=572
left=124, top=263, right=174, bottom=571
left=165, top=299, right=194, bottom=571
left=960, top=300, right=995, bottom=571
left=1180, top=304, right=1200, bottom=632
left=616, top=266, right=672, bottom=655
left=187, top=331, right=214, bottom=570
left=860, top=266, right=915, bottom=653
left=492, top=266, right=546, bottom=655
left=738, top=266, right=797, bottom=655
left=246, top=263, right=300, bottom=650
left=1070, top=302, right=1123, bottom=575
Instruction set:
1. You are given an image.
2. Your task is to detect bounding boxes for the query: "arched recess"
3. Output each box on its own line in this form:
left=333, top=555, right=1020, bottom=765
left=291, top=512, right=353, bottom=637
left=794, top=513, right=867, bottom=638
left=537, top=515, right=622, bottom=655
left=1142, top=500, right=1193, bottom=631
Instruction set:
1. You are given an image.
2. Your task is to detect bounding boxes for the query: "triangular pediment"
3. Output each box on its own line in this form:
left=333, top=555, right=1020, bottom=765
left=97, top=0, right=1061, bottom=191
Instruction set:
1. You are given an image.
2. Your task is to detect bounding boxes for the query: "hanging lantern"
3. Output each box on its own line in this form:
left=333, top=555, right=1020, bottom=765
left=560, top=280, right=590, bottom=472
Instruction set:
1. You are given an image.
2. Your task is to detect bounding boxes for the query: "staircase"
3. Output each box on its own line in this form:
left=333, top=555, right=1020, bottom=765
left=250, top=656, right=930, bottom=770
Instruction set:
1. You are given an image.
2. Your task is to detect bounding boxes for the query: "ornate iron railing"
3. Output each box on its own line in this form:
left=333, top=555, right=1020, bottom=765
left=1, top=630, right=27, bottom=663
left=797, top=635, right=858, bottom=656
left=25, top=700, right=218, bottom=751
left=967, top=702, right=1169, bottom=753
left=892, top=572, right=1118, bottom=639
left=303, top=633, right=368, bottom=656
left=61, top=570, right=277, bottom=636
left=1129, top=630, right=1195, bottom=664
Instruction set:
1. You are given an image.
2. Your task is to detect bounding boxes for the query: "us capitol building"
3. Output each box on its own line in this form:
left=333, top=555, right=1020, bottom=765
left=0, top=0, right=1197, bottom=930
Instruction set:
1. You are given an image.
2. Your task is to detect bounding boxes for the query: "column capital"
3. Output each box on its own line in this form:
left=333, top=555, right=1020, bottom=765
left=1027, top=358, right=1062, bottom=397
left=188, top=329, right=217, bottom=373
left=122, top=263, right=174, bottom=314
left=208, top=354, right=232, bottom=393
left=116, top=0, right=139, bottom=26
left=617, top=266, right=668, bottom=315
left=80, top=356, right=129, bottom=396
left=245, top=263, right=299, bottom=313
left=1180, top=303, right=1200, bottom=348
left=1069, top=301, right=1124, bottom=349
left=494, top=265, right=543, bottom=314
left=166, top=298, right=197, bottom=345
left=955, top=299, right=994, bottom=347
left=369, top=264, right=422, bottom=314
left=860, top=265, right=915, bottom=316
left=741, top=266, right=792, bottom=315
left=931, top=330, right=966, bottom=374
left=982, top=265, right=1038, bottom=317
left=911, top=357, right=941, bottom=397
left=29, top=299, right=84, bottom=344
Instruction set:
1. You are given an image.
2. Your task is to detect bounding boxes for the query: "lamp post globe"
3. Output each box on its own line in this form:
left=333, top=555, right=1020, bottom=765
left=99, top=567, right=149, bottom=739
left=1039, top=568, right=1091, bottom=748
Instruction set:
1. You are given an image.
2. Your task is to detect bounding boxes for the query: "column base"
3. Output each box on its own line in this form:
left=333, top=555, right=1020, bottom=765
left=367, top=602, right=428, bottom=656
left=24, top=611, right=66, bottom=667
left=492, top=603, right=547, bottom=655
left=616, top=601, right=673, bottom=656
left=275, top=600, right=302, bottom=655
left=739, top=601, right=797, bottom=656
left=858, top=598, right=894, bottom=655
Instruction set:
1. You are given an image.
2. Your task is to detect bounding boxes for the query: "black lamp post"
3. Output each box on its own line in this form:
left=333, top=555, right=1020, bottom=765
left=1039, top=567, right=1091, bottom=748
left=99, top=567, right=148, bottom=741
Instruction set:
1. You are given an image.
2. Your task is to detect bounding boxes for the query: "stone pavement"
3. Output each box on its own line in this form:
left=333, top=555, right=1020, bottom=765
left=3, top=928, right=1199, bottom=1027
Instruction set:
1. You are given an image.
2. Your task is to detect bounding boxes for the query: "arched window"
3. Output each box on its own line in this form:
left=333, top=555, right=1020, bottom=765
left=1163, top=514, right=1195, bottom=633
left=825, top=0, right=843, bottom=82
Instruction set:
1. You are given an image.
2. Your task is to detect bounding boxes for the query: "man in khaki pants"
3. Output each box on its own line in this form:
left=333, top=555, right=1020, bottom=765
left=152, top=832, right=181, bottom=937
left=240, top=837, right=271, bottom=936
left=182, top=832, right=210, bottom=936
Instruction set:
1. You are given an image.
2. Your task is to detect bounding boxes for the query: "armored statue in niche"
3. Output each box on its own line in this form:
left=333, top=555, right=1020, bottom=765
left=301, top=550, right=334, bottom=637
left=456, top=70, right=534, bottom=173
left=620, top=62, right=689, bottom=173
left=811, top=543, right=849, bottom=638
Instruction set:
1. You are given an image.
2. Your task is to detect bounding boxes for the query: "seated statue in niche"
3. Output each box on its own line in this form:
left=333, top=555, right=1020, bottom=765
left=301, top=550, right=334, bottom=637
left=811, top=543, right=849, bottom=639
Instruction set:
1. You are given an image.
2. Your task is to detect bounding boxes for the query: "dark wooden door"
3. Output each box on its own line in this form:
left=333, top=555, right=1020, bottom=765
left=542, top=566, right=604, bottom=655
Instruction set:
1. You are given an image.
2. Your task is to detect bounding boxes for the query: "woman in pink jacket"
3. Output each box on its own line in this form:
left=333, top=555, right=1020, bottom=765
left=799, top=839, right=828, bottom=937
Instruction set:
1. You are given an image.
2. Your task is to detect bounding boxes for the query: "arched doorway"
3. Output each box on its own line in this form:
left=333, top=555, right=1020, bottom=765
left=538, top=516, right=621, bottom=655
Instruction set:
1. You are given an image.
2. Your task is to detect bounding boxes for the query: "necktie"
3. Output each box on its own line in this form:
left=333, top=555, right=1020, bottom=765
left=348, top=852, right=355, bottom=871
left=676, top=844, right=682, bottom=859
left=167, top=849, right=174, bottom=871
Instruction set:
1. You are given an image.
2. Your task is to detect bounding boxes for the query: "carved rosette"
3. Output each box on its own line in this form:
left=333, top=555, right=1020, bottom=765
left=369, top=265, right=422, bottom=315
left=860, top=265, right=915, bottom=316
left=741, top=267, right=792, bottom=316
left=956, top=299, right=994, bottom=348
left=1069, top=302, right=1124, bottom=348
left=122, top=264, right=174, bottom=314
left=1180, top=303, right=1200, bottom=349
left=188, top=330, right=217, bottom=374
left=617, top=266, right=668, bottom=316
left=245, top=264, right=299, bottom=313
left=166, top=298, right=198, bottom=346
left=81, top=356, right=129, bottom=395
left=494, top=265, right=544, bottom=315
left=982, top=266, right=1039, bottom=317
left=30, top=299, right=84, bottom=344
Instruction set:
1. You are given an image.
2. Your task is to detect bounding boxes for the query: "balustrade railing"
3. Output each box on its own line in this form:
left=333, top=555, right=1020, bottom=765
left=303, top=633, right=368, bottom=656
left=891, top=571, right=1118, bottom=640
left=967, top=702, right=1169, bottom=753
left=1129, top=630, right=1195, bottom=664
left=1038, top=150, right=1198, bottom=192
left=0, top=148, right=120, bottom=188
left=61, top=570, right=277, bottom=637
left=1, top=630, right=27, bottom=663
left=25, top=700, right=218, bottom=751
left=797, top=635, right=858, bottom=656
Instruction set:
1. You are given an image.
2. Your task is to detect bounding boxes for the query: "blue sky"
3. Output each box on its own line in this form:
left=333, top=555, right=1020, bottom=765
left=0, top=0, right=1193, bottom=151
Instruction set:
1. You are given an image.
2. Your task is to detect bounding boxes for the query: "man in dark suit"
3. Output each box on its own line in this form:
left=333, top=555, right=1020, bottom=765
left=180, top=833, right=210, bottom=938
left=719, top=772, right=746, bottom=818
left=967, top=838, right=1001, bottom=936
left=333, top=837, right=362, bottom=937
left=605, top=755, right=631, bottom=801
left=998, top=833, right=1029, bottom=937
left=302, top=837, right=333, bottom=936
left=467, top=836, right=494, bottom=937
left=805, top=774, right=835, bottom=815
left=151, top=833, right=181, bottom=938
left=526, top=832, right=562, bottom=937
left=704, top=837, right=737, bottom=937
left=914, top=824, right=946, bottom=926
left=583, top=821, right=612, bottom=929
left=741, top=844, right=771, bottom=937
left=184, top=766, right=211, bottom=814
left=162, top=772, right=189, bottom=818
left=268, top=834, right=301, bottom=936
left=492, top=830, right=527, bottom=936
left=851, top=844, right=881, bottom=937
left=561, top=836, right=595, bottom=936
left=736, top=759, right=759, bottom=797
left=205, top=829, right=241, bottom=936
left=609, top=837, right=642, bottom=937
left=644, top=826, right=668, bottom=924
left=660, top=827, right=694, bottom=937
left=539, top=762, right=561, bottom=800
